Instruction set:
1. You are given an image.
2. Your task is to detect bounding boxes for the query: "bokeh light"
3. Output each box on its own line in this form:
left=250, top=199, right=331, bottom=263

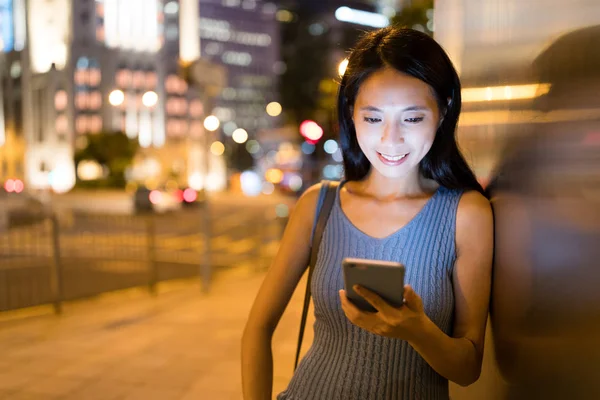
left=266, top=101, right=282, bottom=117
left=204, top=115, right=220, bottom=132
left=210, top=141, right=225, bottom=156
left=232, top=128, right=249, bottom=144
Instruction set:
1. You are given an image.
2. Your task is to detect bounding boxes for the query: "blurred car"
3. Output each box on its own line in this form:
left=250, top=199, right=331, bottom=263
left=133, top=186, right=203, bottom=213
left=0, top=185, right=49, bottom=230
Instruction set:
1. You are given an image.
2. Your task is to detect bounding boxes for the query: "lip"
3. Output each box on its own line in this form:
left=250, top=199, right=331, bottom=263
left=377, top=152, right=409, bottom=166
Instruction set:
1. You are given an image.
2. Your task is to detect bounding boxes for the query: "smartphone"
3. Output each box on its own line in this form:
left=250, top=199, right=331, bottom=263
left=342, top=257, right=405, bottom=313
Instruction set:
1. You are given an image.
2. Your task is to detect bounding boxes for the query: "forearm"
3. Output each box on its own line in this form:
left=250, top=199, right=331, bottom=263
left=408, top=317, right=481, bottom=386
left=242, top=327, right=274, bottom=400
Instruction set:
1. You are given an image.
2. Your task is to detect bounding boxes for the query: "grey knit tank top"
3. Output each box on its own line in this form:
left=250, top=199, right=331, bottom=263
left=277, top=181, right=463, bottom=400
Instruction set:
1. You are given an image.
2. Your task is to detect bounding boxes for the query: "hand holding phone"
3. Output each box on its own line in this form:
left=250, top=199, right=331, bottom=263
left=342, top=257, right=405, bottom=313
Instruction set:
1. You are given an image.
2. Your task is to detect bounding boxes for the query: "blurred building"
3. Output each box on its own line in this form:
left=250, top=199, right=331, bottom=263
left=0, top=0, right=26, bottom=186
left=275, top=0, right=383, bottom=188
left=0, top=0, right=233, bottom=194
left=196, top=0, right=281, bottom=143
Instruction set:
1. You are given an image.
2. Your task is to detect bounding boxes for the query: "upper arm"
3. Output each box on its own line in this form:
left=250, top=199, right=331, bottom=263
left=244, top=183, right=322, bottom=335
left=452, top=191, right=494, bottom=362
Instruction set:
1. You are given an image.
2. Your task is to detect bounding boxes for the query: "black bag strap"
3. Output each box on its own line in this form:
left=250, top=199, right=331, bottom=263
left=294, top=180, right=338, bottom=371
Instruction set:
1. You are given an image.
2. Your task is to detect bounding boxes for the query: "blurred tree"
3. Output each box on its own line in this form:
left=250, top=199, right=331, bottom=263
left=391, top=0, right=434, bottom=36
left=74, top=131, right=138, bottom=189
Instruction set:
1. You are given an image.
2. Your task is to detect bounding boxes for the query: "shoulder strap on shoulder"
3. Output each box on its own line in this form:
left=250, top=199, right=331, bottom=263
left=294, top=180, right=338, bottom=371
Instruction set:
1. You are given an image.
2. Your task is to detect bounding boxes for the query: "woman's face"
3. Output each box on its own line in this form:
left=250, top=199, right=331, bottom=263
left=352, top=68, right=441, bottom=180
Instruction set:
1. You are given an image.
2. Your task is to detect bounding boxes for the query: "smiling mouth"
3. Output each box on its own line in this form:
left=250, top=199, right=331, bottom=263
left=377, top=152, right=408, bottom=162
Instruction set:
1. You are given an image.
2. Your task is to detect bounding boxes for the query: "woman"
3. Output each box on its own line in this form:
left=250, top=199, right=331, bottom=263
left=242, top=27, right=493, bottom=400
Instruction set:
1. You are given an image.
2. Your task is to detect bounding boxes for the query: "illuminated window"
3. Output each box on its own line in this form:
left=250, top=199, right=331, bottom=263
left=189, top=100, right=203, bottom=118
left=96, top=2, right=104, bottom=17
left=222, top=0, right=241, bottom=7
left=76, top=116, right=89, bottom=134
left=222, top=51, right=252, bottom=66
left=75, top=70, right=87, bottom=86
left=166, top=98, right=178, bottom=115
left=55, top=90, right=68, bottom=111
left=88, top=68, right=101, bottom=86
left=178, top=99, right=188, bottom=115
left=89, top=115, right=102, bottom=132
left=116, top=69, right=132, bottom=87
left=76, top=57, right=90, bottom=69
left=75, top=93, right=89, bottom=110
left=133, top=71, right=145, bottom=88
left=166, top=75, right=185, bottom=94
left=177, top=79, right=188, bottom=94
left=167, top=119, right=188, bottom=137
left=55, top=115, right=69, bottom=133
left=190, top=121, right=204, bottom=137
left=89, top=92, right=102, bottom=110
left=96, top=26, right=105, bottom=42
left=146, top=72, right=157, bottom=88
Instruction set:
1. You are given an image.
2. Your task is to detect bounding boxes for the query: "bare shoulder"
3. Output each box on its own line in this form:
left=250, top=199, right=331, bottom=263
left=457, top=190, right=492, bottom=223
left=294, top=183, right=323, bottom=218
left=283, top=183, right=323, bottom=237
left=456, top=191, right=493, bottom=253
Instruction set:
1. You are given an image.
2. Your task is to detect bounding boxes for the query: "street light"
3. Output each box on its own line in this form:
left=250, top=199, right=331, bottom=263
left=338, top=58, right=349, bottom=77
left=142, top=91, right=158, bottom=107
left=232, top=128, right=248, bottom=144
left=204, top=115, right=220, bottom=131
left=266, top=101, right=282, bottom=117
left=108, top=89, right=125, bottom=106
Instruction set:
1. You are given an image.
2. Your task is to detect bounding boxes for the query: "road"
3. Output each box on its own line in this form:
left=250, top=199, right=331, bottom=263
left=0, top=190, right=296, bottom=312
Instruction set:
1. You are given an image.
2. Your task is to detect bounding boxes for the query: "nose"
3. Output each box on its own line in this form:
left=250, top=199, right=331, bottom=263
left=381, top=121, right=405, bottom=145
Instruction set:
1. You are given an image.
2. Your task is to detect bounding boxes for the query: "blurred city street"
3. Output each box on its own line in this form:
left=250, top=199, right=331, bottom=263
left=1, top=0, right=600, bottom=398
left=0, top=260, right=313, bottom=400
left=1, top=191, right=294, bottom=311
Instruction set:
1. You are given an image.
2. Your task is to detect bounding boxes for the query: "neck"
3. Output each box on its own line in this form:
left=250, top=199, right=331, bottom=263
left=357, top=169, right=432, bottom=199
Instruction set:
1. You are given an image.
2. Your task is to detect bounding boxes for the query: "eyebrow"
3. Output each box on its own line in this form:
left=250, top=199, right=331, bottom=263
left=358, top=105, right=429, bottom=112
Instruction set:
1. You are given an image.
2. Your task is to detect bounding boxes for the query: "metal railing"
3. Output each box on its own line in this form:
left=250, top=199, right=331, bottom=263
left=0, top=207, right=286, bottom=313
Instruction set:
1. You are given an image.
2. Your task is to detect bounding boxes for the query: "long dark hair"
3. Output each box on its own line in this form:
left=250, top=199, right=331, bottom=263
left=338, top=27, right=485, bottom=195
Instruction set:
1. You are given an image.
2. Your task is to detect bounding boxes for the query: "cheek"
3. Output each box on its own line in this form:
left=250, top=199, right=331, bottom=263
left=355, top=124, right=380, bottom=151
left=410, top=124, right=437, bottom=149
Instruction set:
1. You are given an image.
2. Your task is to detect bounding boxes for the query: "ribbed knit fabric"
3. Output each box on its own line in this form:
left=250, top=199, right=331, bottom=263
left=277, top=182, right=463, bottom=400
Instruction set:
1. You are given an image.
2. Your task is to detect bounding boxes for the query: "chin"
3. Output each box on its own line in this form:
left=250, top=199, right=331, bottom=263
left=371, top=162, right=415, bottom=179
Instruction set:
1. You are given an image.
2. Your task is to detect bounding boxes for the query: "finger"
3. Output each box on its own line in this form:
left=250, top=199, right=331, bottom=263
left=339, top=290, right=363, bottom=321
left=353, top=285, right=394, bottom=314
left=403, top=285, right=423, bottom=311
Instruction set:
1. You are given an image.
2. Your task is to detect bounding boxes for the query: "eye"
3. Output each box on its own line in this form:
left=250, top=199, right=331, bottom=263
left=404, top=117, right=424, bottom=124
left=363, top=117, right=381, bottom=124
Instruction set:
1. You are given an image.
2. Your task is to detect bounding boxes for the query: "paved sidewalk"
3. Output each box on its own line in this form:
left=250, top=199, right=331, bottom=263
left=0, top=266, right=315, bottom=400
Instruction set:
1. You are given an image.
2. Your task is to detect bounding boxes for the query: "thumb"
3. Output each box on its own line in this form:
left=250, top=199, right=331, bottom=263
left=403, top=285, right=423, bottom=311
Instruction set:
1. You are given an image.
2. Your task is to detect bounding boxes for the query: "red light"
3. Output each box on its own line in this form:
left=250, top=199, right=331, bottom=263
left=175, top=189, right=184, bottom=203
left=14, top=180, right=24, bottom=193
left=299, top=120, right=323, bottom=143
left=183, top=188, right=197, bottom=203
left=149, top=190, right=162, bottom=205
left=4, top=179, right=15, bottom=192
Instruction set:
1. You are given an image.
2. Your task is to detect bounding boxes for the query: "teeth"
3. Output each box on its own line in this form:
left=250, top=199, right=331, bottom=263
left=380, top=153, right=407, bottom=161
